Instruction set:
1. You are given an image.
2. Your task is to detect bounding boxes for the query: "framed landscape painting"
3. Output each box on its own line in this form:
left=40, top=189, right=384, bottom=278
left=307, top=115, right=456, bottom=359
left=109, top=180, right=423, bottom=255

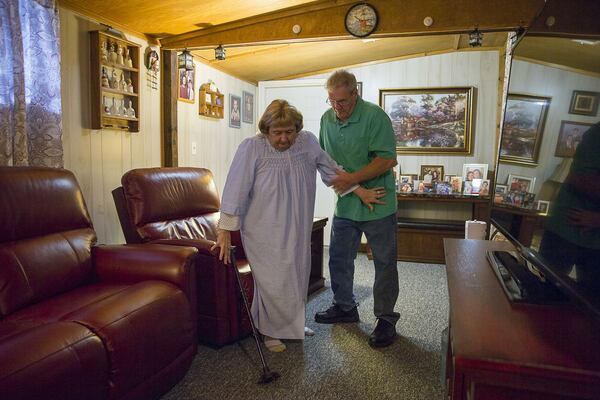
left=499, top=93, right=551, bottom=166
left=379, top=87, right=474, bottom=155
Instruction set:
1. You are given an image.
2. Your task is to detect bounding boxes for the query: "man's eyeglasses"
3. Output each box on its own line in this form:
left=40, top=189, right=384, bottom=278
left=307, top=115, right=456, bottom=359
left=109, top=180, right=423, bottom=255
left=326, top=90, right=357, bottom=107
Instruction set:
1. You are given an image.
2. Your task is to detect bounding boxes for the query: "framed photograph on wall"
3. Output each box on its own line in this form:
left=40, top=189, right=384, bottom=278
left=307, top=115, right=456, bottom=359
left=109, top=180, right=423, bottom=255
left=569, top=90, right=600, bottom=116
left=507, top=174, right=536, bottom=193
left=229, top=94, right=241, bottom=128
left=554, top=120, right=593, bottom=158
left=178, top=67, right=195, bottom=103
left=499, top=93, right=551, bottom=166
left=379, top=87, right=474, bottom=155
left=462, top=163, right=488, bottom=182
left=242, top=91, right=254, bottom=124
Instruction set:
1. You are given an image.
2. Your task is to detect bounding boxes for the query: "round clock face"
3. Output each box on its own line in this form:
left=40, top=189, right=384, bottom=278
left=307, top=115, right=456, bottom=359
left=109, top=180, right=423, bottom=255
left=345, top=3, right=378, bottom=38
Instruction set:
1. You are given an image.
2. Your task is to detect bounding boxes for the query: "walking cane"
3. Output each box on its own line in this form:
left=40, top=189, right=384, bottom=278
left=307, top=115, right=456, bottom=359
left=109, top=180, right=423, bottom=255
left=229, top=246, right=280, bottom=384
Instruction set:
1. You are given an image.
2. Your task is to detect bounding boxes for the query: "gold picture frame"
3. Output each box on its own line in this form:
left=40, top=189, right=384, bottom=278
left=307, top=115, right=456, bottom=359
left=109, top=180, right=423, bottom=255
left=379, top=87, right=474, bottom=155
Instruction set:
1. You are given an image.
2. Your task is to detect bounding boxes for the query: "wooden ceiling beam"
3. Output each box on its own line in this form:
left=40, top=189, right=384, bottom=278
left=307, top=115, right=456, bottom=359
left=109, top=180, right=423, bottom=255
left=160, top=0, right=545, bottom=50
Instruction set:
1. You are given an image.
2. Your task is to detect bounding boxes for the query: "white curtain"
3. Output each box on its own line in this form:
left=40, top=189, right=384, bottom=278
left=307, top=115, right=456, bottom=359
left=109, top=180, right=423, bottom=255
left=0, top=0, right=63, bottom=167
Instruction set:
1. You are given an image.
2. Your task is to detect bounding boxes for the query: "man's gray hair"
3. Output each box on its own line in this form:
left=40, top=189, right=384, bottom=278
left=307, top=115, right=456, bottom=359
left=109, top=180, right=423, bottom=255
left=326, top=69, right=357, bottom=93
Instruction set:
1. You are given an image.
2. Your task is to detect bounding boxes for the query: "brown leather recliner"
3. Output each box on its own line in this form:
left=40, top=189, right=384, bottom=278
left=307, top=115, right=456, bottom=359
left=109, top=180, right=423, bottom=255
left=0, top=167, right=198, bottom=400
left=113, top=167, right=253, bottom=347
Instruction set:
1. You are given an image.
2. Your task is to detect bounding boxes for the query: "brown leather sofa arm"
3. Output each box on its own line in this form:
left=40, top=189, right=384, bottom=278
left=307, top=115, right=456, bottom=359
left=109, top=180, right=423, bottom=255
left=150, top=238, right=218, bottom=257
left=93, top=244, right=198, bottom=300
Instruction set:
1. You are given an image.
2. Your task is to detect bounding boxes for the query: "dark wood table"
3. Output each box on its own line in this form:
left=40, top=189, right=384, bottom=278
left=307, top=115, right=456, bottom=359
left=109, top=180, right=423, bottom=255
left=308, top=217, right=328, bottom=295
left=443, top=238, right=600, bottom=399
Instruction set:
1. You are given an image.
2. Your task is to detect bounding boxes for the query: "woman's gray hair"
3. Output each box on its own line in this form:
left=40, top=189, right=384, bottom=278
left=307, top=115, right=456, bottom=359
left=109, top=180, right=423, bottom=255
left=258, top=99, right=303, bottom=135
left=326, top=69, right=357, bottom=93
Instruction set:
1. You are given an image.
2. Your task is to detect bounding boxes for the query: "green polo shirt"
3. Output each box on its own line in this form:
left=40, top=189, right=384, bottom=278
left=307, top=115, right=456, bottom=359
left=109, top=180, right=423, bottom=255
left=319, top=97, right=397, bottom=221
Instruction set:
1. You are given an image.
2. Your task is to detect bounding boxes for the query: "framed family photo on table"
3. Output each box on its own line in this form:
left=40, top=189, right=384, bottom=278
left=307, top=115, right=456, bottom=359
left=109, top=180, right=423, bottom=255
left=508, top=174, right=536, bottom=193
left=379, top=87, right=474, bottom=155
left=499, top=93, right=550, bottom=166
left=462, top=163, right=488, bottom=182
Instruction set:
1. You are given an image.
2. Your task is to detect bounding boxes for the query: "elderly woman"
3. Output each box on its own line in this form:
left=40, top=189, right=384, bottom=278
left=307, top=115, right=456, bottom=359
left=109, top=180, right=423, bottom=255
left=213, top=100, right=382, bottom=352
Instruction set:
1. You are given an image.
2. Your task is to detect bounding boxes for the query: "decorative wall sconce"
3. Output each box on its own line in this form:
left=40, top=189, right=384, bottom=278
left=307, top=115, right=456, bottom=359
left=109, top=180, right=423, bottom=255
left=178, top=48, right=194, bottom=71
left=468, top=28, right=483, bottom=47
left=215, top=45, right=226, bottom=60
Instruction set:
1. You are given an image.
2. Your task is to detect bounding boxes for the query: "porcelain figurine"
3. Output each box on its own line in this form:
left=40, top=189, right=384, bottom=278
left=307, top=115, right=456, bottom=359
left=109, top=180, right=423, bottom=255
left=127, top=78, right=134, bottom=93
left=125, top=48, right=133, bottom=68
left=101, top=67, right=110, bottom=87
left=100, top=39, right=108, bottom=63
left=108, top=42, right=118, bottom=64
left=109, top=97, right=117, bottom=115
left=116, top=44, right=124, bottom=65
left=110, top=69, right=119, bottom=89
left=103, top=96, right=110, bottom=114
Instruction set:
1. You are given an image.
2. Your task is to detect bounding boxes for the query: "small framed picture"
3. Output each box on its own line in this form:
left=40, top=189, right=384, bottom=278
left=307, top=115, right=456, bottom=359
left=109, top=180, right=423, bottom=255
left=463, top=181, right=473, bottom=195
left=242, top=91, right=254, bottom=124
left=554, top=120, right=593, bottom=158
left=507, top=174, right=536, bottom=193
left=399, top=182, right=413, bottom=193
left=450, top=176, right=463, bottom=193
left=569, top=90, right=600, bottom=116
left=462, top=163, right=488, bottom=182
left=537, top=200, right=550, bottom=215
left=229, top=94, right=241, bottom=128
left=435, top=182, right=452, bottom=195
left=420, top=165, right=444, bottom=185
left=495, top=184, right=508, bottom=195
left=178, top=67, right=195, bottom=103
left=479, top=179, right=490, bottom=197
left=356, top=82, right=363, bottom=97
left=443, top=174, right=454, bottom=183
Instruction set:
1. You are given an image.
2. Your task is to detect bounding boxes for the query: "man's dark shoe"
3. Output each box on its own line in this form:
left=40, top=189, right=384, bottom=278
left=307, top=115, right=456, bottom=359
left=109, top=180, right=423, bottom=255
left=314, top=304, right=359, bottom=324
left=368, top=319, right=397, bottom=347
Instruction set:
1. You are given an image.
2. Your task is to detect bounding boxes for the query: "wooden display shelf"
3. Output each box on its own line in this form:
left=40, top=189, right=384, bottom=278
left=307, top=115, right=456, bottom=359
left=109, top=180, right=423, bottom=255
left=101, top=88, right=138, bottom=97
left=90, top=31, right=140, bottom=132
left=199, top=83, right=224, bottom=119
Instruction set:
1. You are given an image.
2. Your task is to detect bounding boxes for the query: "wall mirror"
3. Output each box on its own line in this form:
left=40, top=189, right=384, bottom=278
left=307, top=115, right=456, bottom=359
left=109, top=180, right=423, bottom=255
left=491, top=28, right=600, bottom=317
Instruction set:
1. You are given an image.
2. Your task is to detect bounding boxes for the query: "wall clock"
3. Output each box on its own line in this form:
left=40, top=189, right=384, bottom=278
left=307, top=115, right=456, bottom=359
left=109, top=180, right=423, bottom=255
left=344, top=3, right=378, bottom=38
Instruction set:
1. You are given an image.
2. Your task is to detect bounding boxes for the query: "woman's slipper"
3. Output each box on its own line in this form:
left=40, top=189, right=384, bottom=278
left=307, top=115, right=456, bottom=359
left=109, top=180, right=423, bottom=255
left=304, top=326, right=315, bottom=336
left=264, top=336, right=286, bottom=352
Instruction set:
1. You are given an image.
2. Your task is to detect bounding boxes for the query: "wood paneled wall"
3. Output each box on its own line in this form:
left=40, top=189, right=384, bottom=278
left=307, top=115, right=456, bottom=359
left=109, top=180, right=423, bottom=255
left=177, top=62, right=257, bottom=194
left=60, top=7, right=256, bottom=244
left=60, top=8, right=161, bottom=244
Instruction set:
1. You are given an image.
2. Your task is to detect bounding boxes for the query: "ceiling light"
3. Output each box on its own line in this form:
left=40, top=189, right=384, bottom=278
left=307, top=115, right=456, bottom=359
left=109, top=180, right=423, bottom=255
left=178, top=49, right=194, bottom=71
left=468, top=28, right=483, bottom=47
left=215, top=45, right=226, bottom=60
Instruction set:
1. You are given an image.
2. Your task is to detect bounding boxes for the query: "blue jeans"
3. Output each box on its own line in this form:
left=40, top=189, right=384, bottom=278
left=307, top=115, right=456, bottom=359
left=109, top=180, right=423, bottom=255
left=329, top=213, right=400, bottom=324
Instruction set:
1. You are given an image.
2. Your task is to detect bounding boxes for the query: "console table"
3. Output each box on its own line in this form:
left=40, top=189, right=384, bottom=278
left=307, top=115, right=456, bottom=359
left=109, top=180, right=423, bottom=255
left=309, top=217, right=328, bottom=295
left=368, top=194, right=491, bottom=264
left=443, top=238, right=600, bottom=399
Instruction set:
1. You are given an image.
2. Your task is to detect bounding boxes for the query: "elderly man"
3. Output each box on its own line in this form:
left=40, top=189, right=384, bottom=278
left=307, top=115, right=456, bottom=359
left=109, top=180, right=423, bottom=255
left=315, top=70, right=400, bottom=348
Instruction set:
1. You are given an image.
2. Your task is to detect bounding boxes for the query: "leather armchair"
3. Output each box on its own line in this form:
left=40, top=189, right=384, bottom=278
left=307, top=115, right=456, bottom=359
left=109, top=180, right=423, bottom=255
left=0, top=167, right=198, bottom=400
left=113, top=167, right=253, bottom=347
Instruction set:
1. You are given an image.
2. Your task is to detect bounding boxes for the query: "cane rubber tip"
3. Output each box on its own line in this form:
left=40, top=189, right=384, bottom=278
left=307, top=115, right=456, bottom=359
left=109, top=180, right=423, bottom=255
left=258, top=371, right=280, bottom=384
